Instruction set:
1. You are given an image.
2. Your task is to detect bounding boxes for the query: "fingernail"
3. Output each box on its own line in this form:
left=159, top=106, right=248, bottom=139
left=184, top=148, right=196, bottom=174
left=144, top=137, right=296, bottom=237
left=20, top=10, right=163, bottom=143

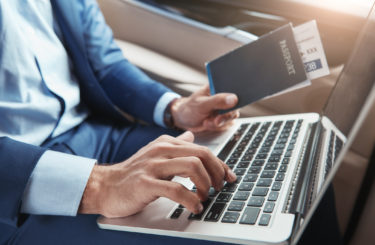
left=228, top=169, right=237, bottom=181
left=196, top=203, right=204, bottom=213
left=226, top=95, right=237, bottom=105
left=218, top=119, right=226, bottom=127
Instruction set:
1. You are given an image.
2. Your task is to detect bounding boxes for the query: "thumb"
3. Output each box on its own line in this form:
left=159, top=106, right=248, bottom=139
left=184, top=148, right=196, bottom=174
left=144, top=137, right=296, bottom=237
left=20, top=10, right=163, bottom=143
left=201, top=93, right=238, bottom=111
left=177, top=131, right=195, bottom=143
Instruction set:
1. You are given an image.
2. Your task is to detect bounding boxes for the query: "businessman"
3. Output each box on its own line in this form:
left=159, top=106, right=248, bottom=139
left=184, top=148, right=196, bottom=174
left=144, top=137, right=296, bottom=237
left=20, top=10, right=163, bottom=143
left=0, top=0, right=240, bottom=244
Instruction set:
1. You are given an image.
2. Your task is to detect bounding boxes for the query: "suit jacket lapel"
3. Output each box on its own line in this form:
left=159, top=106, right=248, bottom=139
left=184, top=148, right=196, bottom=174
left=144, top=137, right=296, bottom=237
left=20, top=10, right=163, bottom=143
left=50, top=0, right=126, bottom=122
left=51, top=0, right=85, bottom=56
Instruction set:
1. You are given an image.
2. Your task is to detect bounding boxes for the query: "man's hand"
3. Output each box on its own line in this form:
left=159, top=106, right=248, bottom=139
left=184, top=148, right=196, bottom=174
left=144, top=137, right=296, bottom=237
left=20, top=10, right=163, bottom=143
left=79, top=131, right=236, bottom=218
left=171, top=85, right=240, bottom=132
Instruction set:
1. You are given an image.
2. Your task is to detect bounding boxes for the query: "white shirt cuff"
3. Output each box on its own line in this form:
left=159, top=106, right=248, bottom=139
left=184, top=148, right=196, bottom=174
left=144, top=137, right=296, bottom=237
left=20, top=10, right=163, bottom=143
left=21, top=150, right=96, bottom=216
left=153, top=92, right=181, bottom=128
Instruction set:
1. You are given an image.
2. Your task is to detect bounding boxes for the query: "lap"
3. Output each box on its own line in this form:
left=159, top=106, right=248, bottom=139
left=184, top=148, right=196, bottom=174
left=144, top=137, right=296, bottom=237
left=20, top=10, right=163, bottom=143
left=42, top=117, right=181, bottom=163
left=13, top=215, right=226, bottom=245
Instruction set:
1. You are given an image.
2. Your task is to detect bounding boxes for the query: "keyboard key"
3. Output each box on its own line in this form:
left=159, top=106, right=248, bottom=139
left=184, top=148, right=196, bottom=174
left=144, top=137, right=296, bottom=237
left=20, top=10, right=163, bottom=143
left=277, top=138, right=288, bottom=144
left=239, top=182, right=254, bottom=191
left=256, top=178, right=272, bottom=187
left=271, top=149, right=283, bottom=155
left=239, top=207, right=260, bottom=225
left=208, top=187, right=219, bottom=197
left=234, top=168, right=246, bottom=176
left=287, top=145, right=295, bottom=151
left=170, top=208, right=184, bottom=219
left=248, top=197, right=265, bottom=207
left=188, top=198, right=212, bottom=220
left=245, top=148, right=257, bottom=155
left=275, top=173, right=285, bottom=181
left=228, top=201, right=245, bottom=211
left=248, top=166, right=262, bottom=174
left=252, top=187, right=269, bottom=196
left=217, top=130, right=243, bottom=161
left=274, top=143, right=286, bottom=149
left=243, top=174, right=258, bottom=182
left=256, top=154, right=268, bottom=160
left=259, top=147, right=271, bottom=153
left=279, top=165, right=288, bottom=172
left=233, top=191, right=250, bottom=201
left=226, top=158, right=238, bottom=165
left=216, top=193, right=232, bottom=202
left=282, top=158, right=290, bottom=164
left=262, top=141, right=273, bottom=147
left=222, top=212, right=240, bottom=223
left=241, top=154, right=253, bottom=161
left=264, top=163, right=278, bottom=170
left=259, top=214, right=271, bottom=226
left=237, top=161, right=250, bottom=168
left=235, top=145, right=246, bottom=152
left=204, top=202, right=226, bottom=222
left=261, top=170, right=276, bottom=178
left=231, top=152, right=242, bottom=159
left=263, top=202, right=275, bottom=213
left=268, top=156, right=281, bottom=162
left=252, top=160, right=265, bottom=166
left=227, top=164, right=235, bottom=169
left=234, top=176, right=242, bottom=184
left=272, top=182, right=282, bottom=191
left=284, top=151, right=292, bottom=157
left=268, top=191, right=279, bottom=201
left=289, top=138, right=297, bottom=144
left=265, top=136, right=275, bottom=142
left=250, top=142, right=260, bottom=149
left=221, top=183, right=237, bottom=193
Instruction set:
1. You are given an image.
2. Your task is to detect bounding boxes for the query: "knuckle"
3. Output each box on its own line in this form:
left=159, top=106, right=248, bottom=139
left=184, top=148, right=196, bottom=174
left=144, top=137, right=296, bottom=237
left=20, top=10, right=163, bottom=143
left=188, top=157, right=202, bottom=170
left=151, top=142, right=169, bottom=153
left=137, top=174, right=152, bottom=186
left=198, top=146, right=211, bottom=158
left=158, top=134, right=172, bottom=142
left=169, top=184, right=185, bottom=198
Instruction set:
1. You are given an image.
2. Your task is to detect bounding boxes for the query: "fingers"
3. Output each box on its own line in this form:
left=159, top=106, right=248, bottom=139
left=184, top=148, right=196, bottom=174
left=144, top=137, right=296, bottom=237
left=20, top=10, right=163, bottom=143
left=221, top=162, right=237, bottom=183
left=202, top=110, right=240, bottom=130
left=176, top=131, right=194, bottom=143
left=154, top=157, right=211, bottom=201
left=160, top=145, right=227, bottom=190
left=148, top=133, right=237, bottom=191
left=194, top=84, right=211, bottom=96
left=153, top=179, right=203, bottom=214
left=200, top=93, right=238, bottom=111
left=213, top=110, right=240, bottom=127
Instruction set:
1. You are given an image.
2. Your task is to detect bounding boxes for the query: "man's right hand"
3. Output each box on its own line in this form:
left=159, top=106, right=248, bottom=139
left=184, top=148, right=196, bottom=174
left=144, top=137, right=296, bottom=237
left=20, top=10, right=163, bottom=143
left=78, top=131, right=237, bottom=218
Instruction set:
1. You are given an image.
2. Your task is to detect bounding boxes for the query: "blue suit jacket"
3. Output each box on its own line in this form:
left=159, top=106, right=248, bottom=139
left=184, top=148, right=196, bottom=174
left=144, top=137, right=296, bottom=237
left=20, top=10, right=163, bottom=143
left=0, top=0, right=171, bottom=242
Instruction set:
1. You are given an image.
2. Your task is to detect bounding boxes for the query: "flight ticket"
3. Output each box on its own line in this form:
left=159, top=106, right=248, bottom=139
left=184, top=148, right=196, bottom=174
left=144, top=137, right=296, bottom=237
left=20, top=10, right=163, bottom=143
left=293, top=20, right=330, bottom=80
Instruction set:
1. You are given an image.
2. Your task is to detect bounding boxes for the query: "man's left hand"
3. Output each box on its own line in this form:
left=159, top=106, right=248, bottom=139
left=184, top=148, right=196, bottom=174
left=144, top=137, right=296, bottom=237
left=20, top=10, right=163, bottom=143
left=171, top=85, right=240, bottom=132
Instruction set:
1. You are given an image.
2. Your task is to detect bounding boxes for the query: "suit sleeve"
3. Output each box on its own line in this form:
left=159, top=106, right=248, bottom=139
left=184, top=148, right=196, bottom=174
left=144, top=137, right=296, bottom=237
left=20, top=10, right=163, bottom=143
left=0, top=137, right=46, bottom=244
left=81, top=0, right=175, bottom=124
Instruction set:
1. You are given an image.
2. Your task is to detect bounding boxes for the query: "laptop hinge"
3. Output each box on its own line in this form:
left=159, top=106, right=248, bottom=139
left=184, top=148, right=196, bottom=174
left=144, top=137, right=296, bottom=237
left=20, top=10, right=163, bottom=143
left=287, top=120, right=324, bottom=241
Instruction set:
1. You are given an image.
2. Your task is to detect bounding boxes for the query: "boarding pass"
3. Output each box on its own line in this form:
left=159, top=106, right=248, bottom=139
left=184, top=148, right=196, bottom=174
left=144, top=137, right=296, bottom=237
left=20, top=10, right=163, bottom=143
left=293, top=20, right=330, bottom=80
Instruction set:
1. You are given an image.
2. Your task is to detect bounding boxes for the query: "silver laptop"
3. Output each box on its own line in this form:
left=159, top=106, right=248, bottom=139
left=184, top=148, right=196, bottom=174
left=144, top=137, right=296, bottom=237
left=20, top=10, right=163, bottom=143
left=97, top=4, right=375, bottom=245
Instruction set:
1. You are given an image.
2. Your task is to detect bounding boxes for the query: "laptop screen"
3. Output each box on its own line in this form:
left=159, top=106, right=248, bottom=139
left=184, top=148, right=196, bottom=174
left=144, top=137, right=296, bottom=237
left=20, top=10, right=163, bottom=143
left=323, top=4, right=375, bottom=136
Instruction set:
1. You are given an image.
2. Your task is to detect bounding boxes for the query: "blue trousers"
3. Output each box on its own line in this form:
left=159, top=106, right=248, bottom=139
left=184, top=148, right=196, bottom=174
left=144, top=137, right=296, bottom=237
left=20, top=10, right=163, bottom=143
left=11, top=117, right=341, bottom=245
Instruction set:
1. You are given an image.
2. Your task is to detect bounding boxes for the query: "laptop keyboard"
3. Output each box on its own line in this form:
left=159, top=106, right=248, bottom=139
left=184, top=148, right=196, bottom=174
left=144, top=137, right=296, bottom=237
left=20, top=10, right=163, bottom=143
left=324, top=131, right=344, bottom=179
left=170, top=119, right=303, bottom=226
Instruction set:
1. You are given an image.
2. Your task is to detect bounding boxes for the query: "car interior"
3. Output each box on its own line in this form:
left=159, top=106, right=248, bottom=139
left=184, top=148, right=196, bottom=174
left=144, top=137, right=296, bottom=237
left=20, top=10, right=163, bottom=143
left=97, top=0, right=375, bottom=244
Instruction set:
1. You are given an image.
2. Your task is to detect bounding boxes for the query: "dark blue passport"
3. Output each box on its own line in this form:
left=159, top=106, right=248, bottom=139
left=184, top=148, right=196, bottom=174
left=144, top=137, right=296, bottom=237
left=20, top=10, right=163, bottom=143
left=206, top=24, right=307, bottom=113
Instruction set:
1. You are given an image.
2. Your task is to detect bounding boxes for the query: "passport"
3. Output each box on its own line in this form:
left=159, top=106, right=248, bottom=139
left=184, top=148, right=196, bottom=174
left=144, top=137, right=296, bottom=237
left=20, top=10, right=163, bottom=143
left=206, top=24, right=308, bottom=113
